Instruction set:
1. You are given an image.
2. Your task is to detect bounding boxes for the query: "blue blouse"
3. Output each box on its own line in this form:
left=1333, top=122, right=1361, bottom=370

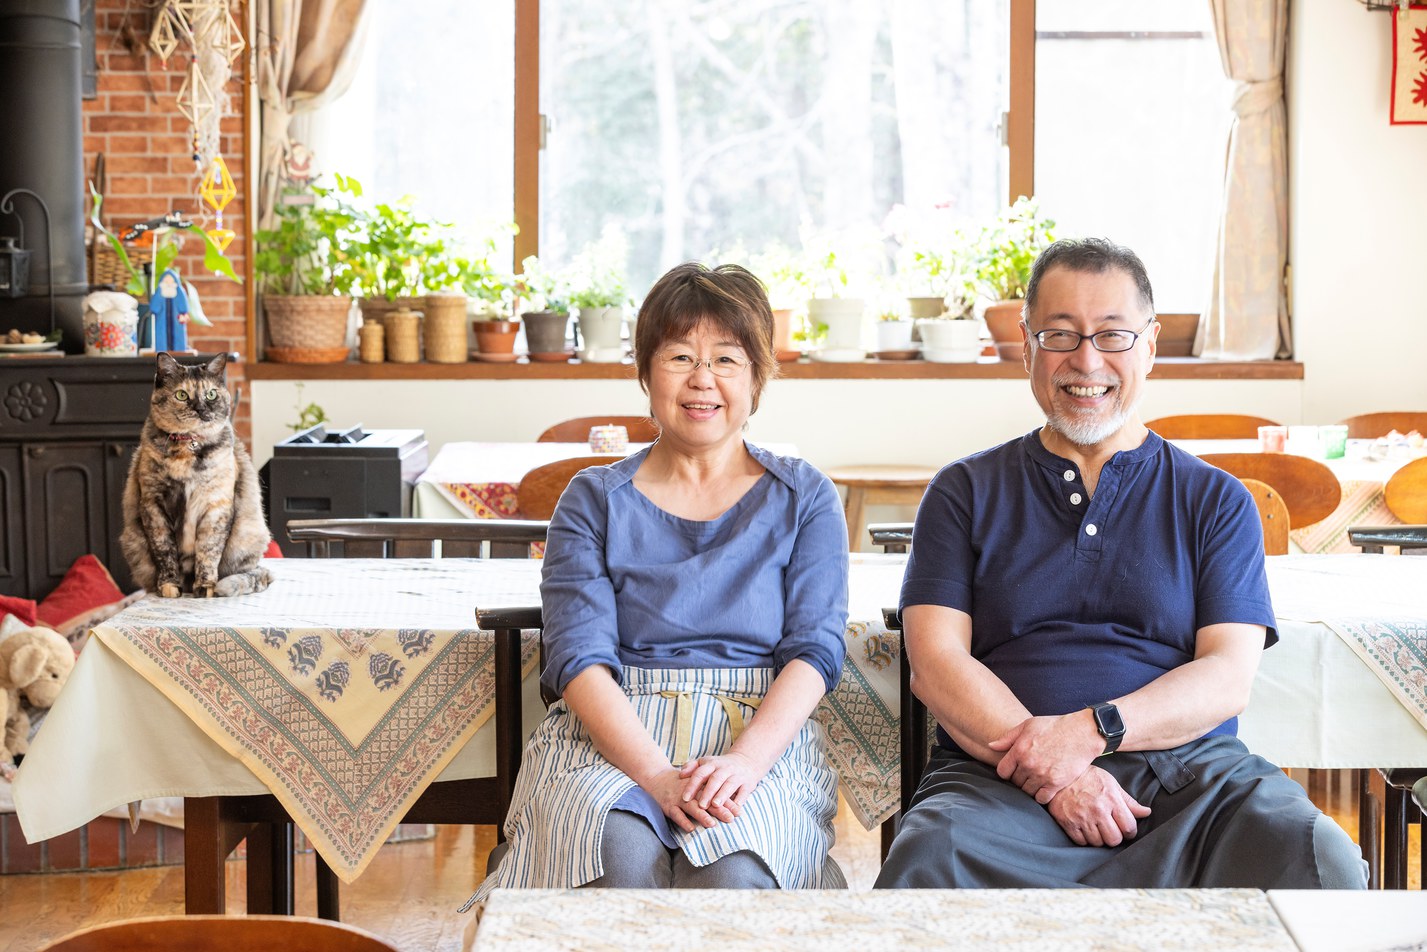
left=539, top=442, right=850, bottom=698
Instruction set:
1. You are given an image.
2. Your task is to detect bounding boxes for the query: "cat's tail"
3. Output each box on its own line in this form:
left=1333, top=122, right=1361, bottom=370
left=216, top=566, right=273, bottom=597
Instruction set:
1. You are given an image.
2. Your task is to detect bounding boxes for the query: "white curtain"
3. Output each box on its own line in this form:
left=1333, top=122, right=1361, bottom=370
left=256, top=0, right=371, bottom=229
left=1197, top=0, right=1291, bottom=360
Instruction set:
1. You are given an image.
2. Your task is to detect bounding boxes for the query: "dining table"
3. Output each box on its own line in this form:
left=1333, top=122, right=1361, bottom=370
left=12, top=552, right=1427, bottom=912
left=1173, top=438, right=1417, bottom=553
left=411, top=440, right=800, bottom=520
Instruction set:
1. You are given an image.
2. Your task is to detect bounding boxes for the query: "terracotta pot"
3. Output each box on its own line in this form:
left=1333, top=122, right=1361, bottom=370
left=474, top=319, right=520, bottom=355
left=983, top=300, right=1025, bottom=362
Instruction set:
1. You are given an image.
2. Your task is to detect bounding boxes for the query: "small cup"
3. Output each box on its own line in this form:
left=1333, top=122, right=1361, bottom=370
left=1287, top=425, right=1321, bottom=458
left=588, top=424, right=629, bottom=454
left=1258, top=425, right=1287, bottom=454
left=1318, top=424, right=1348, bottom=460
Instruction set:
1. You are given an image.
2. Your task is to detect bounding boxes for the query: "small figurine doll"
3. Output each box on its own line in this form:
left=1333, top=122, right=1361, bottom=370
left=149, top=268, right=191, bottom=353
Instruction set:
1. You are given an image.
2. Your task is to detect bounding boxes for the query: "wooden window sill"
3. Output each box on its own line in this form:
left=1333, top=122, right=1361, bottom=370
left=246, top=357, right=1302, bottom=381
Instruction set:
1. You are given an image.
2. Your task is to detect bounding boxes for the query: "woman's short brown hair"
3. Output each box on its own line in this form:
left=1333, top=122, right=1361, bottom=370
left=633, top=262, right=778, bottom=412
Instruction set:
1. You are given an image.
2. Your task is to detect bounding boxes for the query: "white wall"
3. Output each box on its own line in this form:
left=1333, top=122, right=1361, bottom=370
left=252, top=2, right=1421, bottom=478
left=1289, top=0, right=1427, bottom=422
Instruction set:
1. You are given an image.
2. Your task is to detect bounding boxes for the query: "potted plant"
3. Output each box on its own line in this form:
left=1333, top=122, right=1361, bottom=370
left=801, top=224, right=883, bottom=362
left=566, top=226, right=629, bottom=363
left=252, top=175, right=360, bottom=363
left=917, top=279, right=982, bottom=364
left=346, top=185, right=452, bottom=330
left=886, top=202, right=966, bottom=326
left=746, top=243, right=810, bottom=361
left=972, top=196, right=1058, bottom=361
left=515, top=255, right=572, bottom=361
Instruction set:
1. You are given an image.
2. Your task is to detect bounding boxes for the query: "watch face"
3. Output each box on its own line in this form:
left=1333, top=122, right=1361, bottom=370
left=1095, top=703, right=1125, bottom=738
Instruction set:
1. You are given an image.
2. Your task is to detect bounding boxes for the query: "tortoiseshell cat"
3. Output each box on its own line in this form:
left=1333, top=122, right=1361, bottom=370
left=120, top=353, right=272, bottom=598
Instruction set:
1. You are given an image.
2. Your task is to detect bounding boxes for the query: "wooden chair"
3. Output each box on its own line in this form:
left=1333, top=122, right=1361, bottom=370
left=517, top=455, right=624, bottom=519
left=39, top=915, right=398, bottom=952
left=537, top=415, right=660, bottom=443
left=825, top=465, right=939, bottom=552
left=1145, top=413, right=1280, bottom=440
left=1347, top=524, right=1427, bottom=890
left=1238, top=477, right=1290, bottom=555
left=259, top=518, right=546, bottom=921
left=1197, top=453, right=1340, bottom=529
left=1339, top=411, right=1427, bottom=440
left=1384, top=456, right=1427, bottom=524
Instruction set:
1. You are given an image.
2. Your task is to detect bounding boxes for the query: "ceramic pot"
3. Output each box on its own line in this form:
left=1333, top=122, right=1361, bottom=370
left=807, top=297, right=866, bottom=359
left=522, top=310, right=571, bottom=355
left=919, top=319, right=982, bottom=363
left=575, top=305, right=625, bottom=362
left=474, top=319, right=520, bottom=356
left=82, top=290, right=140, bottom=356
left=874, top=320, right=914, bottom=352
left=983, top=300, right=1025, bottom=361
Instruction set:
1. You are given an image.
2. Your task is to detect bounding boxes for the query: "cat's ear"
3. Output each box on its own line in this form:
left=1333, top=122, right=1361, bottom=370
left=155, top=352, right=181, bottom=382
left=205, top=352, right=229, bottom=378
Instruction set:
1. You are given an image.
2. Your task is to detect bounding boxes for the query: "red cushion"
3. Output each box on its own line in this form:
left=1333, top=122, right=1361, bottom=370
left=36, top=554, right=130, bottom=640
left=264, top=539, right=284, bottom=559
left=0, top=594, right=38, bottom=627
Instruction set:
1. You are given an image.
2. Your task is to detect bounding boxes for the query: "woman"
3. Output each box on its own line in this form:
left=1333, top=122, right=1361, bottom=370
left=473, top=262, right=848, bottom=896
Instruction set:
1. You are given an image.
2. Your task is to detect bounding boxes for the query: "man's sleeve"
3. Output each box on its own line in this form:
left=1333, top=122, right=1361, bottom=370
left=1195, top=476, right=1280, bottom=648
left=899, top=464, right=977, bottom=617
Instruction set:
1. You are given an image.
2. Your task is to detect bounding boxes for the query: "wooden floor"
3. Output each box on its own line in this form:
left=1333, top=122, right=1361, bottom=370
left=0, top=779, right=1417, bottom=952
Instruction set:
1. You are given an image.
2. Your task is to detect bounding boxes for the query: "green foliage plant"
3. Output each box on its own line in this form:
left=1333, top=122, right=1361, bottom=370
left=973, top=196, right=1057, bottom=303
left=89, top=185, right=241, bottom=296
left=886, top=203, right=978, bottom=319
left=253, top=174, right=363, bottom=297
left=344, top=182, right=455, bottom=302
left=565, top=225, right=630, bottom=310
left=798, top=223, right=885, bottom=299
left=514, top=254, right=571, bottom=315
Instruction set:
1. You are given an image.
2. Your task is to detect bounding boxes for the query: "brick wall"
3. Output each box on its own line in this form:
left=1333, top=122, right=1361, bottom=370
left=83, top=0, right=252, bottom=443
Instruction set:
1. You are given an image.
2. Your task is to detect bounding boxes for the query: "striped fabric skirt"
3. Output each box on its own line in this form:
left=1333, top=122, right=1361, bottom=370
left=471, top=665, right=840, bottom=901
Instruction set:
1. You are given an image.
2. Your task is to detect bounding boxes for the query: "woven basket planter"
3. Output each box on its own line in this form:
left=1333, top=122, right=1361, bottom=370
left=423, top=293, right=469, bottom=363
left=385, top=308, right=423, bottom=363
left=263, top=295, right=353, bottom=362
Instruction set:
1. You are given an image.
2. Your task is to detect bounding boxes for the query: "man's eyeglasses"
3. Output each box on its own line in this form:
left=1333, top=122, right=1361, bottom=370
left=1030, top=318, right=1157, bottom=353
left=658, top=352, right=750, bottom=377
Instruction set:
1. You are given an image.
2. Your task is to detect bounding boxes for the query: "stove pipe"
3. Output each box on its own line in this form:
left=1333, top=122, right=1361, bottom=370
left=0, top=0, right=87, bottom=353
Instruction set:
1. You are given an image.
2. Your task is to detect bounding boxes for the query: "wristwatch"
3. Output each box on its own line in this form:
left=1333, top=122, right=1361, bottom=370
left=1089, top=702, right=1125, bottom=756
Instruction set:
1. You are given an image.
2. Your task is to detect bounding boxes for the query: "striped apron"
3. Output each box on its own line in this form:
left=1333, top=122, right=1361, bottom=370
left=469, top=665, right=840, bottom=902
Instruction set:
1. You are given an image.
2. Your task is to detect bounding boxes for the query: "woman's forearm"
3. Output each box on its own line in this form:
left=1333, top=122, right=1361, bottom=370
left=561, top=665, right=671, bottom=788
left=729, top=658, right=826, bottom=774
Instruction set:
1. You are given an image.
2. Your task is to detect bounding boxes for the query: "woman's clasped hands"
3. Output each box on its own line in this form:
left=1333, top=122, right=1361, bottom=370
left=647, top=750, right=766, bottom=833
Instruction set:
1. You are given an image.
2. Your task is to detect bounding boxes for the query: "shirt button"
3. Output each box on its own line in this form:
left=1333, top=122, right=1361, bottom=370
left=1063, top=470, right=1075, bottom=481
left=1070, top=493, right=1083, bottom=505
left=1085, top=524, right=1098, bottom=536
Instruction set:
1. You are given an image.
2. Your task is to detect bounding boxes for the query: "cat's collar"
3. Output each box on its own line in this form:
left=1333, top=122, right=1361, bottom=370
left=165, top=432, right=201, bottom=451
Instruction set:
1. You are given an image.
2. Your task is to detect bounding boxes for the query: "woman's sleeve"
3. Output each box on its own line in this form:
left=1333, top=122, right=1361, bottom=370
left=539, top=471, right=624, bottom=697
left=774, top=466, right=849, bottom=693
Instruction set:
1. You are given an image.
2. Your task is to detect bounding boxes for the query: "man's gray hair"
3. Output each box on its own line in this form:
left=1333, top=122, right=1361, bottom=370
left=1022, top=238, right=1155, bottom=323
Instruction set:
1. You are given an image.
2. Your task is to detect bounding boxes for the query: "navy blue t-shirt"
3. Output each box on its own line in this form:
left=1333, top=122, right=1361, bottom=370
left=900, top=429, right=1277, bottom=753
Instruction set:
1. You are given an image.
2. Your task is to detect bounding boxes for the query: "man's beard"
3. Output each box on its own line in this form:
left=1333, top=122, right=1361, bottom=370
left=1045, top=372, right=1137, bottom=446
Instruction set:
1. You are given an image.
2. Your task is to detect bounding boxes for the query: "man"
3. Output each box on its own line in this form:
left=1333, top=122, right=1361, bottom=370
left=875, top=238, right=1366, bottom=889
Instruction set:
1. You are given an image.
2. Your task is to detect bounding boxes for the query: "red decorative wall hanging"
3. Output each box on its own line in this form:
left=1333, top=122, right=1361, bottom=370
left=1392, top=4, right=1427, bottom=123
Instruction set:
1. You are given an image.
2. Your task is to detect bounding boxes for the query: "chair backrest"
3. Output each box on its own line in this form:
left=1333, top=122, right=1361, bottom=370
left=1144, top=413, right=1279, bottom=440
left=40, top=915, right=398, bottom=952
left=1384, top=456, right=1427, bottom=523
left=1197, top=453, right=1340, bottom=529
left=1238, top=477, right=1289, bottom=555
left=1339, top=411, right=1427, bottom=440
left=287, top=518, right=549, bottom=559
left=537, top=416, right=660, bottom=443
left=517, top=455, right=624, bottom=520
left=477, top=606, right=554, bottom=707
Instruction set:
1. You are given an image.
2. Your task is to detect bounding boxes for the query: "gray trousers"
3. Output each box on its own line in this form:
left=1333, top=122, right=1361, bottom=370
left=585, top=809, right=778, bottom=889
left=876, top=735, right=1367, bottom=889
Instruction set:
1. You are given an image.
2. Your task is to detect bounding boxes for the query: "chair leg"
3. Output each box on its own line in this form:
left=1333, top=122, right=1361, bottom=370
left=1360, top=769, right=1382, bottom=889
left=316, top=853, right=341, bottom=920
left=1385, top=781, right=1409, bottom=890
left=880, top=815, right=898, bottom=863
left=844, top=487, right=867, bottom=554
left=244, top=822, right=293, bottom=914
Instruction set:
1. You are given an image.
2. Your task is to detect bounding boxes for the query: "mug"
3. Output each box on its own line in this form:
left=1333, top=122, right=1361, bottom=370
left=1287, top=425, right=1321, bottom=458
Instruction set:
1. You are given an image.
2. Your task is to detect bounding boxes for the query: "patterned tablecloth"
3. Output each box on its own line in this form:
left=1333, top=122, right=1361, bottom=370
left=86, top=559, right=545, bottom=882
left=1173, top=439, right=1414, bottom=553
left=472, top=888, right=1295, bottom=951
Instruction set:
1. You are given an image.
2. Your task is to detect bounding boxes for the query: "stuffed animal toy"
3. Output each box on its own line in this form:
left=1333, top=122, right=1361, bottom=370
left=0, top=625, right=76, bottom=766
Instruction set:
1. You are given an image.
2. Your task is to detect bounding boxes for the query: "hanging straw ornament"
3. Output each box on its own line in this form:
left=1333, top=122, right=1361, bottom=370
left=200, top=155, right=236, bottom=252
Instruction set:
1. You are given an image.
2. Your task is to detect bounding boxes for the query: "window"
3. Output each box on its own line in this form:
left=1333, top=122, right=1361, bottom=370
left=1026, top=0, right=1231, bottom=313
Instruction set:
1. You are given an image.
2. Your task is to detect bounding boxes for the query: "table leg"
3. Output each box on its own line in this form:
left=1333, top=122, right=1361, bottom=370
left=316, top=854, right=341, bottom=920
left=1359, top=770, right=1381, bottom=889
left=246, top=822, right=294, bottom=914
left=184, top=797, right=228, bottom=914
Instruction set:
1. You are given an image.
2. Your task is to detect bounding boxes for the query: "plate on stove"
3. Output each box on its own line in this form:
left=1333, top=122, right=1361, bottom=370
left=0, top=340, right=60, bottom=352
